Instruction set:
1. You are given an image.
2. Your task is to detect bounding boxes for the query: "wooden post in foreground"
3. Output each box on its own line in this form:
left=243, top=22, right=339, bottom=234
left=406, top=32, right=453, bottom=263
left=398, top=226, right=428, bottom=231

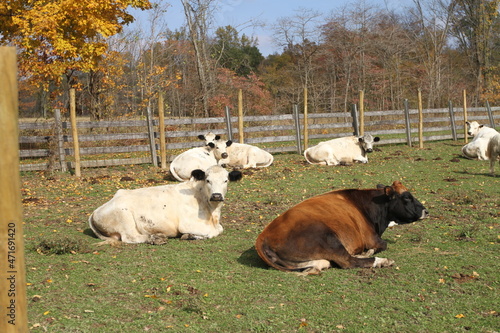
left=158, top=92, right=167, bottom=169
left=303, top=86, right=309, bottom=150
left=69, top=88, right=81, bottom=177
left=238, top=89, right=244, bottom=143
left=418, top=88, right=424, bottom=149
left=359, top=90, right=364, bottom=136
left=0, top=46, right=29, bottom=332
left=463, top=90, right=468, bottom=143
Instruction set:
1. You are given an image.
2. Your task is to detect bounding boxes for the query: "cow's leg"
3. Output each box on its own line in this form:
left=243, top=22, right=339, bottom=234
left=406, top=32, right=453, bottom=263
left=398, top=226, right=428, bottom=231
left=280, top=224, right=394, bottom=271
left=148, top=234, right=169, bottom=245
left=180, top=233, right=209, bottom=240
left=354, top=249, right=375, bottom=258
left=317, top=236, right=393, bottom=269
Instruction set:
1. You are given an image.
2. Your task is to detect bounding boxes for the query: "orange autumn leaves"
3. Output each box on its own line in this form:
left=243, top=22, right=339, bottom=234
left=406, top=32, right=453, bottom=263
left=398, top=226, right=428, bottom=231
left=0, top=0, right=151, bottom=88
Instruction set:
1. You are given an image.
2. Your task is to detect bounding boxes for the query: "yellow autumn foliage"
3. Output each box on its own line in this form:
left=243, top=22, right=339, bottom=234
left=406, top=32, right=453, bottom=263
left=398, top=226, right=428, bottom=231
left=0, top=0, right=151, bottom=88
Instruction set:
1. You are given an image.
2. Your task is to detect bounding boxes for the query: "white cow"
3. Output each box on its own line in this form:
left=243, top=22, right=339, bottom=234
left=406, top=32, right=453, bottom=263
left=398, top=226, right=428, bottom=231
left=487, top=134, right=500, bottom=175
left=89, top=166, right=243, bottom=244
left=462, top=121, right=499, bottom=160
left=198, top=132, right=220, bottom=146
left=220, top=143, right=274, bottom=169
left=304, top=134, right=380, bottom=166
left=169, top=139, right=232, bottom=181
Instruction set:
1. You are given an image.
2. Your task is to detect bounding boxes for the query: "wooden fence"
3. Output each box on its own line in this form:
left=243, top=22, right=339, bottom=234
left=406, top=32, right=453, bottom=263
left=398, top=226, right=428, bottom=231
left=19, top=104, right=500, bottom=172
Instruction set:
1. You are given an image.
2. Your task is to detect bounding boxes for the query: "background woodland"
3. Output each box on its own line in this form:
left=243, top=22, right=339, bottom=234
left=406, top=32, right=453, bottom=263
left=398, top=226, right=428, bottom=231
left=2, top=0, right=500, bottom=119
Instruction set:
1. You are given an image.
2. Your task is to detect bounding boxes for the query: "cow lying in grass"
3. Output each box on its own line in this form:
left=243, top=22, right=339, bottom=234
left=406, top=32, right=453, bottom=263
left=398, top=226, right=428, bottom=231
left=303, top=134, right=380, bottom=166
left=255, top=181, right=428, bottom=275
left=462, top=121, right=499, bottom=160
left=169, top=139, right=232, bottom=181
left=199, top=132, right=274, bottom=169
left=89, top=166, right=242, bottom=244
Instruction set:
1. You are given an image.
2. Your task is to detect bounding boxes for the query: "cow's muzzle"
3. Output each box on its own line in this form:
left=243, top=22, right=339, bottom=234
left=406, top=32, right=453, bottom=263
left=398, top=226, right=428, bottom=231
left=365, top=148, right=373, bottom=153
left=420, top=209, right=430, bottom=219
left=210, top=193, right=224, bottom=202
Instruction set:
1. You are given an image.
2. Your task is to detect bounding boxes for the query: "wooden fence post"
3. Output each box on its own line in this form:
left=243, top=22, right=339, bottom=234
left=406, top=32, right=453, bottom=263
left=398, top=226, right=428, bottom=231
left=158, top=93, right=167, bottom=169
left=293, top=104, right=303, bottom=155
left=486, top=100, right=495, bottom=128
left=463, top=90, right=468, bottom=143
left=418, top=89, right=424, bottom=149
left=359, top=90, right=364, bottom=136
left=448, top=100, right=457, bottom=141
left=69, top=88, right=81, bottom=176
left=224, top=106, right=233, bottom=141
left=54, top=109, right=67, bottom=172
left=403, top=99, right=412, bottom=147
left=351, top=104, right=359, bottom=137
left=303, top=87, right=309, bottom=150
left=238, top=89, right=244, bottom=143
left=0, top=46, right=29, bottom=333
left=146, top=102, right=158, bottom=167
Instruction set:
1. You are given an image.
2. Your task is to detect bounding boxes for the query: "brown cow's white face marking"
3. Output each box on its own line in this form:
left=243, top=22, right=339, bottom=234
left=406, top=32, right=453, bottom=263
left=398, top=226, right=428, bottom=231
left=466, top=121, right=482, bottom=136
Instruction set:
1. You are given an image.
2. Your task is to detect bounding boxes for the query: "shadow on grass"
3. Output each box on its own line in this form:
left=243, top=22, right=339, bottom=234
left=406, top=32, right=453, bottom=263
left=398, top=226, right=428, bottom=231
left=237, top=246, right=269, bottom=270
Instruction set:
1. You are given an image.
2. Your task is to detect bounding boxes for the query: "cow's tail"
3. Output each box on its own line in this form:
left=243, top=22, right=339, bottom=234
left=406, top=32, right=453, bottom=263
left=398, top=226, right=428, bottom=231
left=169, top=160, right=186, bottom=182
left=88, top=213, right=120, bottom=246
left=260, top=152, right=274, bottom=168
left=255, top=236, right=302, bottom=273
left=303, top=148, right=315, bottom=165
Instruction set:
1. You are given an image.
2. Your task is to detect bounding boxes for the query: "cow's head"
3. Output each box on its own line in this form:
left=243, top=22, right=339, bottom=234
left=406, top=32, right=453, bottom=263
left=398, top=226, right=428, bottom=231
left=358, top=134, right=380, bottom=153
left=205, top=140, right=232, bottom=160
left=466, top=121, right=483, bottom=137
left=198, top=132, right=221, bottom=146
left=382, top=181, right=429, bottom=223
left=191, top=165, right=242, bottom=202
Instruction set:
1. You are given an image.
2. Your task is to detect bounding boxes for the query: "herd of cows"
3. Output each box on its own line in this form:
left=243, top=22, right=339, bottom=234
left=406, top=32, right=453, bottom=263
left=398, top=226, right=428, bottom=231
left=88, top=121, right=498, bottom=275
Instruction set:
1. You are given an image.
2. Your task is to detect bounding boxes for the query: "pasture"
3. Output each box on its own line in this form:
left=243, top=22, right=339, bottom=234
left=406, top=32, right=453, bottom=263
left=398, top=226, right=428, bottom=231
left=21, top=141, right=499, bottom=332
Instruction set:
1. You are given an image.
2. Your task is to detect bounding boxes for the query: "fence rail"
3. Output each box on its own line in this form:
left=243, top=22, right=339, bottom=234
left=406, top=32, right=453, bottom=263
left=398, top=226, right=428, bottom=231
left=18, top=105, right=500, bottom=172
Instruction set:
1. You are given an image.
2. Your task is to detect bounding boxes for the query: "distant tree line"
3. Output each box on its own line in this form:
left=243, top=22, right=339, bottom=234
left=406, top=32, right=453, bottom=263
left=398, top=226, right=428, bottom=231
left=2, top=0, right=500, bottom=119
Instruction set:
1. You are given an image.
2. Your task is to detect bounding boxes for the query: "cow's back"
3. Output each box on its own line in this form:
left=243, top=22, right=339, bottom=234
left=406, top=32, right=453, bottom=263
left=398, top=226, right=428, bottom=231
left=257, top=190, right=379, bottom=257
left=170, top=147, right=217, bottom=181
left=304, top=137, right=360, bottom=165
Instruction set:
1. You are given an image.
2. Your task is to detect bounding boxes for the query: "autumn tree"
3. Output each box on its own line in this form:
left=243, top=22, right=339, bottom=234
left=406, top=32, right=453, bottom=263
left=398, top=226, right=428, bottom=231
left=213, top=25, right=264, bottom=77
left=0, top=0, right=151, bottom=116
left=273, top=8, right=323, bottom=112
left=449, top=0, right=500, bottom=104
left=182, top=0, right=218, bottom=117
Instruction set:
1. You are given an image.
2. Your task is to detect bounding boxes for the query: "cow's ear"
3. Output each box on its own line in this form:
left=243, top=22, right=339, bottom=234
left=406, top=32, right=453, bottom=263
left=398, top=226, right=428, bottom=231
left=376, top=184, right=386, bottom=189
left=384, top=186, right=395, bottom=197
left=226, top=140, right=233, bottom=147
left=198, top=135, right=205, bottom=140
left=207, top=142, right=215, bottom=148
left=466, top=121, right=470, bottom=125
left=215, top=135, right=221, bottom=140
left=191, top=169, right=206, bottom=181
left=374, top=136, right=380, bottom=142
left=479, top=125, right=484, bottom=128
left=228, top=170, right=242, bottom=182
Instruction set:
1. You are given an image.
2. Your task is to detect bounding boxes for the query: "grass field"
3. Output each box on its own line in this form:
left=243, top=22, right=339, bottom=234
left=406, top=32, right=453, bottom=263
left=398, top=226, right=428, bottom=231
left=21, top=140, right=499, bottom=332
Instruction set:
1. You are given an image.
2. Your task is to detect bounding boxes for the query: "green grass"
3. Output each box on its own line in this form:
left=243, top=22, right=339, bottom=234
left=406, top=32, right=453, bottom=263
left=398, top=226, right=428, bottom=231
left=22, top=140, right=499, bottom=332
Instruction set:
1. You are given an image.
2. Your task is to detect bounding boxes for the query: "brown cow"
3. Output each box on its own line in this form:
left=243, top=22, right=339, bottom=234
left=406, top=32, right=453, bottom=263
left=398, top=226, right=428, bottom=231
left=255, top=181, right=429, bottom=275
